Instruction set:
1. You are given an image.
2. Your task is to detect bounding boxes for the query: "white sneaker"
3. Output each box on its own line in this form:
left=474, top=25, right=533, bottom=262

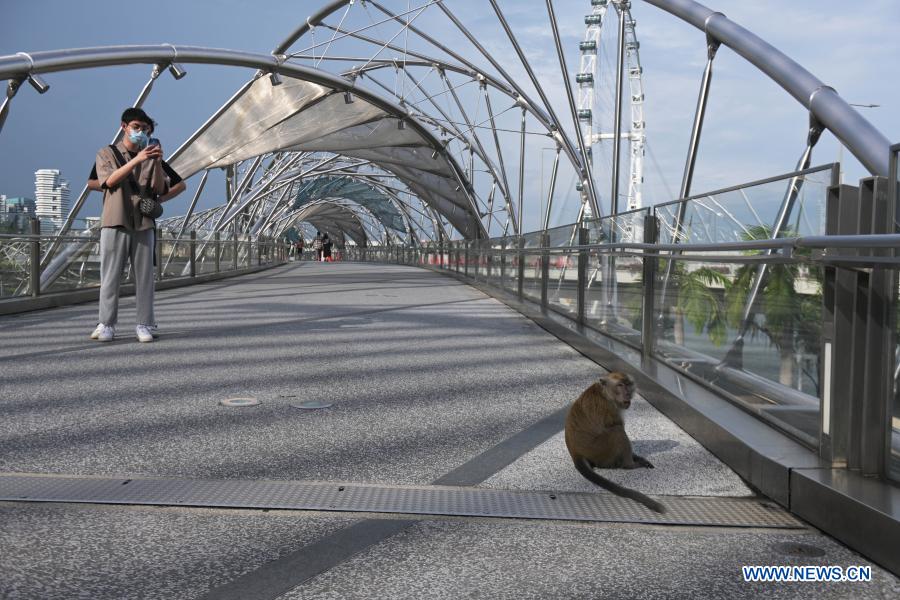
left=136, top=325, right=154, bottom=343
left=93, top=324, right=115, bottom=342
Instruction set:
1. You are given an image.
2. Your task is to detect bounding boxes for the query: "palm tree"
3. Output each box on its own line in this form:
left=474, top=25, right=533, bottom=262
left=670, top=262, right=729, bottom=347
left=724, top=225, right=821, bottom=388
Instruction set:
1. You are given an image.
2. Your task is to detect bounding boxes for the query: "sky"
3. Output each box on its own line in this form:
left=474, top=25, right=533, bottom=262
left=1, top=0, right=899, bottom=233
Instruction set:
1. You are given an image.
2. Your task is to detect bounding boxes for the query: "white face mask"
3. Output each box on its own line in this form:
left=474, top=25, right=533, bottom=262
left=127, top=128, right=150, bottom=149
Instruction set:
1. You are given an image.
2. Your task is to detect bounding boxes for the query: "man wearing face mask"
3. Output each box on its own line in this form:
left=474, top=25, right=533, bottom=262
left=90, top=107, right=184, bottom=343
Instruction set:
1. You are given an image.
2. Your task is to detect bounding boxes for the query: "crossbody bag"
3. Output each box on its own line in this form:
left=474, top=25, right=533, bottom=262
left=108, top=145, right=163, bottom=219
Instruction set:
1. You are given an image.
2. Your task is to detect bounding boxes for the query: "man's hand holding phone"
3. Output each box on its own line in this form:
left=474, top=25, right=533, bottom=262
left=148, top=137, right=162, bottom=156
left=142, top=138, right=163, bottom=161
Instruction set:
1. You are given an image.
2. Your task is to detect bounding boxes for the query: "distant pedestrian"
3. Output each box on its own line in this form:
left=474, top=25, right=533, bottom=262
left=313, top=231, right=324, bottom=261
left=322, top=233, right=332, bottom=262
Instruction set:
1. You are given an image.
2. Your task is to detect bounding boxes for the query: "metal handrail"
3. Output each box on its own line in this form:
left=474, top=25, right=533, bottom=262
left=431, top=233, right=900, bottom=255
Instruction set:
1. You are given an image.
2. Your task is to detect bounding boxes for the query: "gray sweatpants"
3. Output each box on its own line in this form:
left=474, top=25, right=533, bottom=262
left=99, top=226, right=155, bottom=327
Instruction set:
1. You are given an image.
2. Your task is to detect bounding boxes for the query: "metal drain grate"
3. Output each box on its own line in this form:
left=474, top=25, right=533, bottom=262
left=0, top=474, right=802, bottom=528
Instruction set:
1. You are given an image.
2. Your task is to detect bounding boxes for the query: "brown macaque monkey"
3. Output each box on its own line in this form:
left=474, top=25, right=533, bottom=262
left=565, top=371, right=666, bottom=513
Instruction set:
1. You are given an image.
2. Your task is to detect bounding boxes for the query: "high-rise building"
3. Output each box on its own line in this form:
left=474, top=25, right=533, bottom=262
left=34, top=169, right=70, bottom=233
left=1, top=195, right=37, bottom=232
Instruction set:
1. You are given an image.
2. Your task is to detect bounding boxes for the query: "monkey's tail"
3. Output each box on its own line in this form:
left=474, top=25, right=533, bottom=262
left=573, top=457, right=666, bottom=514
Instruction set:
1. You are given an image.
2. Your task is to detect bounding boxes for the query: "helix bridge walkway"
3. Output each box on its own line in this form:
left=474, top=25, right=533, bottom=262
left=1, top=261, right=896, bottom=599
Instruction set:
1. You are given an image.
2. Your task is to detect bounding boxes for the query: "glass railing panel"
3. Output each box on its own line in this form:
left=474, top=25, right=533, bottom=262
left=196, top=234, right=218, bottom=275
left=654, top=165, right=833, bottom=246
left=546, top=223, right=579, bottom=248
left=521, top=231, right=543, bottom=249
left=648, top=166, right=834, bottom=447
left=521, top=252, right=542, bottom=303
left=474, top=244, right=484, bottom=280
left=489, top=241, right=503, bottom=284
left=481, top=243, right=492, bottom=281
left=238, top=240, right=252, bottom=268
left=0, top=234, right=31, bottom=298
left=477, top=243, right=488, bottom=282
left=543, top=223, right=580, bottom=313
left=585, top=207, right=648, bottom=246
left=158, top=236, right=190, bottom=279
left=41, top=232, right=102, bottom=294
left=520, top=231, right=544, bottom=302
left=652, top=259, right=823, bottom=447
left=218, top=239, right=236, bottom=272
left=582, top=209, right=649, bottom=347
left=582, top=253, right=644, bottom=347
left=546, top=247, right=576, bottom=317
left=502, top=238, right=518, bottom=295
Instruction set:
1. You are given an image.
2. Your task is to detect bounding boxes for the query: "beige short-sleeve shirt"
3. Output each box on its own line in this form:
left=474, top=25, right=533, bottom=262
left=95, top=141, right=158, bottom=231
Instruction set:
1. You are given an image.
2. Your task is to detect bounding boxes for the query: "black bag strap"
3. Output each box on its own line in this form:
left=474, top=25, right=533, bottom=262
left=108, top=144, right=142, bottom=193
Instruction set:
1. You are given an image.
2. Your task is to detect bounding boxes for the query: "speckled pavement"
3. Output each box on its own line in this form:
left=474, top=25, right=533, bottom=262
left=1, top=262, right=897, bottom=599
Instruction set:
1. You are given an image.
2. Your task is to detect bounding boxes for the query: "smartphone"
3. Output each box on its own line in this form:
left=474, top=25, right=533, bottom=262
left=148, top=138, right=160, bottom=148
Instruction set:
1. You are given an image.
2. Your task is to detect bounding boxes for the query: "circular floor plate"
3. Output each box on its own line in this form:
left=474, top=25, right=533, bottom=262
left=219, top=397, right=260, bottom=407
left=291, top=400, right=333, bottom=410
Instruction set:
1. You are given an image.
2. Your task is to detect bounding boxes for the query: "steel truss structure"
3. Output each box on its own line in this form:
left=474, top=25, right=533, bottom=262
left=0, top=0, right=891, bottom=292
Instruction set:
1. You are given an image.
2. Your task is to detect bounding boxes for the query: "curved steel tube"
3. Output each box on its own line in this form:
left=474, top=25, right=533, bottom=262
left=0, top=44, right=486, bottom=238
left=642, top=0, right=891, bottom=176
left=280, top=0, right=892, bottom=178
left=273, top=0, right=352, bottom=56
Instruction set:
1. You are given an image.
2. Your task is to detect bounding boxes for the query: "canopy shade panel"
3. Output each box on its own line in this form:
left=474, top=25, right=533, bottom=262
left=168, top=73, right=482, bottom=239
left=294, top=176, right=406, bottom=233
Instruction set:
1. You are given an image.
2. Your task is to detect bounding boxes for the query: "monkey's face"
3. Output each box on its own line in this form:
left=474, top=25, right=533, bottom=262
left=603, top=372, right=636, bottom=410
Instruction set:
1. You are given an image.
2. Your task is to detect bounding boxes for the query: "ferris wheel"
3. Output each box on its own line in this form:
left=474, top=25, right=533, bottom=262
left=576, top=0, right=646, bottom=217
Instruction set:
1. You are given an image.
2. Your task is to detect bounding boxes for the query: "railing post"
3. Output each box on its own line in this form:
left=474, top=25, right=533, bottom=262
left=475, top=241, right=482, bottom=281
left=214, top=232, right=220, bottom=273
left=517, top=236, right=525, bottom=300
left=540, top=232, right=550, bottom=310
left=189, top=230, right=197, bottom=278
left=500, top=237, right=507, bottom=287
left=821, top=183, right=860, bottom=466
left=464, top=241, right=470, bottom=278
left=485, top=240, right=492, bottom=284
left=858, top=176, right=893, bottom=476
left=257, top=237, right=262, bottom=266
left=577, top=225, right=588, bottom=326
left=480, top=240, right=486, bottom=282
left=641, top=213, right=659, bottom=363
left=233, top=230, right=238, bottom=271
left=29, top=218, right=40, bottom=297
